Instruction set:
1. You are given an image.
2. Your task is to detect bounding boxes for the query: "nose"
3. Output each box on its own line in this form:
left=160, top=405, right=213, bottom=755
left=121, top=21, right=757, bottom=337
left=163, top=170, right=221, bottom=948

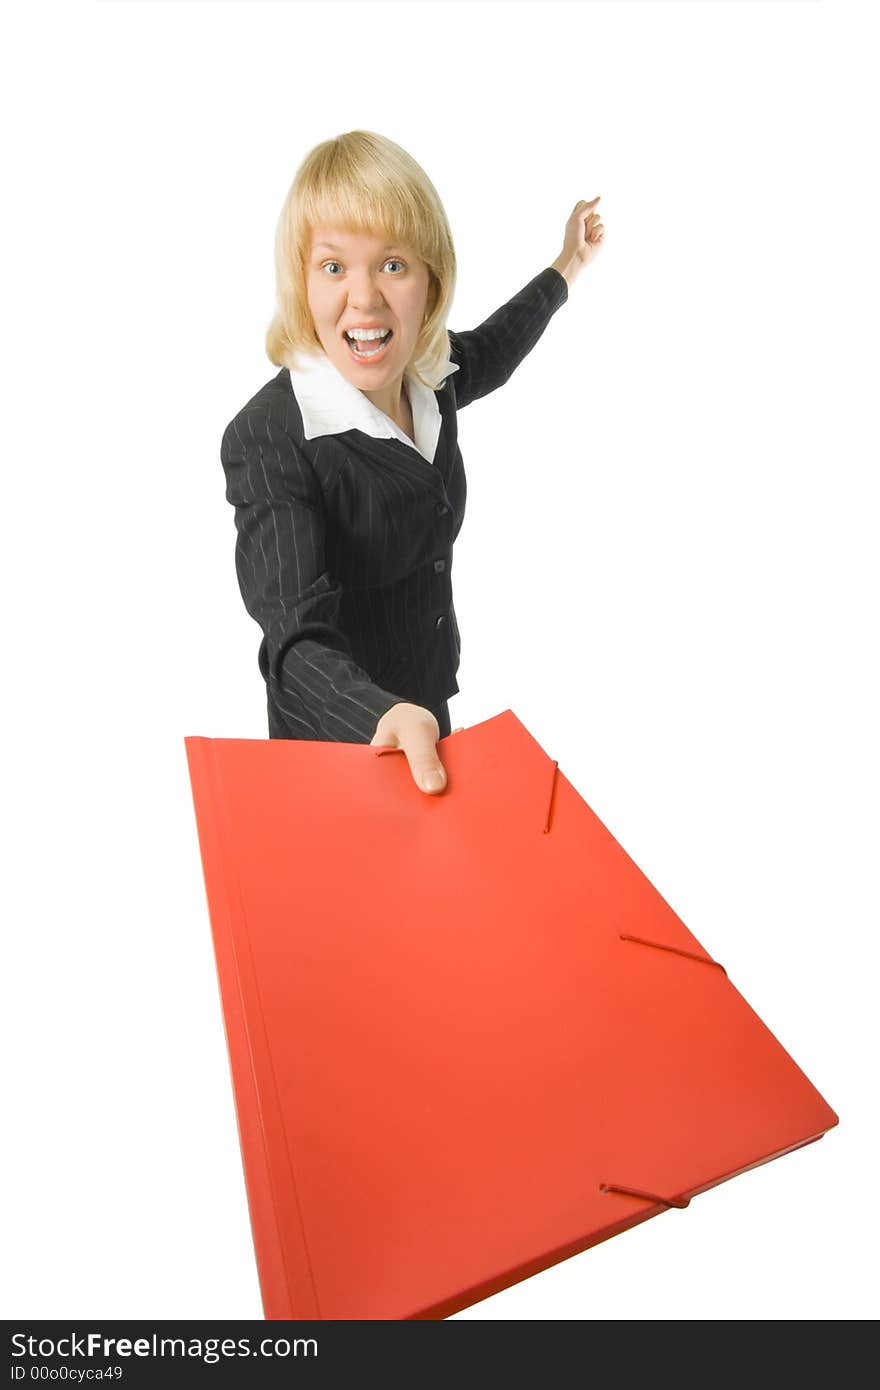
left=347, top=271, right=386, bottom=309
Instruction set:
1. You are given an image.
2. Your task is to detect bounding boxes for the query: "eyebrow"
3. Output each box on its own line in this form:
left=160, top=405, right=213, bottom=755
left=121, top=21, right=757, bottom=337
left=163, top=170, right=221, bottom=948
left=312, top=242, right=402, bottom=253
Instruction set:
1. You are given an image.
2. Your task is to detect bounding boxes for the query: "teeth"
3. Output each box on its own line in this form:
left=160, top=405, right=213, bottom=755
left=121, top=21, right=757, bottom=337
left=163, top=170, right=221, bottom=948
left=346, top=328, right=391, bottom=340
left=350, top=340, right=387, bottom=358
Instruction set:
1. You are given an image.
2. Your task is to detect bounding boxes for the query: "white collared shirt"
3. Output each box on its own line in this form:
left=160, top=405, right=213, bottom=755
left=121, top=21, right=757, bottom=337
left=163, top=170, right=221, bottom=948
left=288, top=347, right=459, bottom=466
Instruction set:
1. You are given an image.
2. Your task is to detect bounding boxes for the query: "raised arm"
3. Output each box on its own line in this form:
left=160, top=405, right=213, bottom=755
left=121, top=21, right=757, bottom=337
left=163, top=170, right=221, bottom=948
left=221, top=409, right=404, bottom=743
left=448, top=196, right=604, bottom=410
left=447, top=266, right=568, bottom=411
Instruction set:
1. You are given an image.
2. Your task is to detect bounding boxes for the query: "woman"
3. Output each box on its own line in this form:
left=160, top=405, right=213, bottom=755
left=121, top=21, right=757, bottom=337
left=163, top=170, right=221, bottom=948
left=220, top=130, right=604, bottom=795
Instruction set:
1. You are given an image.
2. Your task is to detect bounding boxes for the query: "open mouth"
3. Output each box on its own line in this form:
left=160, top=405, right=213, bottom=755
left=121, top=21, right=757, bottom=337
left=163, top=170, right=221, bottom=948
left=343, top=329, right=393, bottom=362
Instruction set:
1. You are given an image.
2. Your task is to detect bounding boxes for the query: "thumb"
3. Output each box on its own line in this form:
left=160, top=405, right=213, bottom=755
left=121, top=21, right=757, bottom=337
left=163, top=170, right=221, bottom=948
left=404, top=732, right=448, bottom=795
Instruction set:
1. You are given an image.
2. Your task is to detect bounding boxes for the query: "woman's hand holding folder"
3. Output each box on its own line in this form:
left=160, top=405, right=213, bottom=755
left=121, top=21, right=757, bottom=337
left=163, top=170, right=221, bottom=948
left=370, top=703, right=460, bottom=795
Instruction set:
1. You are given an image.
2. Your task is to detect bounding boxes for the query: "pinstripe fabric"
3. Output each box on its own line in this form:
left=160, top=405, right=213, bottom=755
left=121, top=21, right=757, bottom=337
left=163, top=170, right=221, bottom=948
left=220, top=265, right=569, bottom=743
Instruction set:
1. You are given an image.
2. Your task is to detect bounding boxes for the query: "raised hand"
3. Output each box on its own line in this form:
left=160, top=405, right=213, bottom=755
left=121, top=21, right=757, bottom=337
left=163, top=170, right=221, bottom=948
left=552, top=196, right=605, bottom=288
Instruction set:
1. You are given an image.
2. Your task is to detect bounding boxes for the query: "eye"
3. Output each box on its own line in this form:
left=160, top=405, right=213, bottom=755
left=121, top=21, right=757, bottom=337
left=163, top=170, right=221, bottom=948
left=318, top=257, right=406, bottom=276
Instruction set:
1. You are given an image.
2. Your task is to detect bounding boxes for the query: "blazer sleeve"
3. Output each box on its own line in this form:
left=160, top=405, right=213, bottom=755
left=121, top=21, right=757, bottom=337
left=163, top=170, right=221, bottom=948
left=447, top=265, right=569, bottom=410
left=220, top=409, right=405, bottom=743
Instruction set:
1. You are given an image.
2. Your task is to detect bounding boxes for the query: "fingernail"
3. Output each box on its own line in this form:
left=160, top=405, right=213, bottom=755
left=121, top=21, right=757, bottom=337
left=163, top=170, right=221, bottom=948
left=422, top=770, right=445, bottom=792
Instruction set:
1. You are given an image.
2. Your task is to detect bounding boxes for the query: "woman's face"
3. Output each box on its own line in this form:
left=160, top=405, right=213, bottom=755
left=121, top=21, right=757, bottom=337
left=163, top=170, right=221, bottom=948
left=306, top=224, right=431, bottom=387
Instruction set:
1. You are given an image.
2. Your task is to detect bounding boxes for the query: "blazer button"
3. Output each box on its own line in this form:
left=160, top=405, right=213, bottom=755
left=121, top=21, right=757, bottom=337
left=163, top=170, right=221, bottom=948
left=433, top=559, right=446, bottom=574
left=435, top=614, right=448, bottom=631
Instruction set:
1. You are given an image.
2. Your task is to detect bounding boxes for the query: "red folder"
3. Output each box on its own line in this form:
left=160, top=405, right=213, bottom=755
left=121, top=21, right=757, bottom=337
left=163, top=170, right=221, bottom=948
left=184, top=710, right=837, bottom=1320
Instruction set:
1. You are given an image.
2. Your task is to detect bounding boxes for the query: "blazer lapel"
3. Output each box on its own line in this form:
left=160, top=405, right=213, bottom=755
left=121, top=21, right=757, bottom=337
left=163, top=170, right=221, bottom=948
left=279, top=366, right=453, bottom=498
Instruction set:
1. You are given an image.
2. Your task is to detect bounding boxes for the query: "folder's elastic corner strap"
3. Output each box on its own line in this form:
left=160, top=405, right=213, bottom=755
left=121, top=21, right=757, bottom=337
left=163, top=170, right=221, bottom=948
left=619, top=933, right=727, bottom=976
left=600, top=1182, right=691, bottom=1210
left=542, top=760, right=560, bottom=834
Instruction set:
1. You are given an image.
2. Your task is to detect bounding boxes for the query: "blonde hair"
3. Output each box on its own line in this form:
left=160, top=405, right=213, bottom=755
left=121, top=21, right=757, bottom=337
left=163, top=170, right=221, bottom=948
left=266, top=130, right=458, bottom=390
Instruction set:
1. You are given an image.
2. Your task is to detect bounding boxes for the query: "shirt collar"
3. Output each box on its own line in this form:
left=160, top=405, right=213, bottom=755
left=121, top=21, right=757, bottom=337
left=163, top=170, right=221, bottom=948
left=287, top=348, right=459, bottom=466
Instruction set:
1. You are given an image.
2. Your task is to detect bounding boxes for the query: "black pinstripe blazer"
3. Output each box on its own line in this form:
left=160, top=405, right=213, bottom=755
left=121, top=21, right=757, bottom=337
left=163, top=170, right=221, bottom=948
left=220, top=265, right=569, bottom=742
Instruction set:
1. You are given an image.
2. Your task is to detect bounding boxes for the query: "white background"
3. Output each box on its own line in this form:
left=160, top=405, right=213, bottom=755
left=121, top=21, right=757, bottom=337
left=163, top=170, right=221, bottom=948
left=3, top=0, right=877, bottom=1321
